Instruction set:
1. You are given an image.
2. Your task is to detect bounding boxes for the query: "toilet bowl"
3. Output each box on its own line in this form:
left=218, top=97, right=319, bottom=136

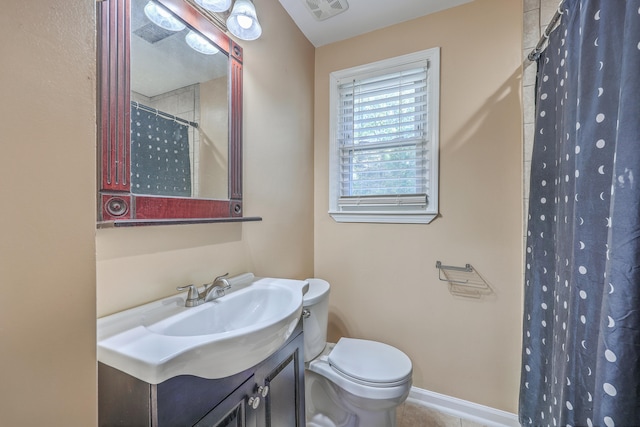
left=303, top=278, right=412, bottom=427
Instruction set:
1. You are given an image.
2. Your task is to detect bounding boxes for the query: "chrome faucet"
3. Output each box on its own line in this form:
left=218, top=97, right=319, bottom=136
left=204, top=273, right=231, bottom=302
left=176, top=273, right=232, bottom=307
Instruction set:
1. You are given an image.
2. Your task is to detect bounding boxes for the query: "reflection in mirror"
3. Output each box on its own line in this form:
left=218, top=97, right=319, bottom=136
left=130, top=0, right=229, bottom=200
left=98, top=0, right=255, bottom=225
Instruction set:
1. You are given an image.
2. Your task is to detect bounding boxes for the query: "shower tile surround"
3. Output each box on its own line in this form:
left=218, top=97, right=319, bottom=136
left=524, top=0, right=559, bottom=228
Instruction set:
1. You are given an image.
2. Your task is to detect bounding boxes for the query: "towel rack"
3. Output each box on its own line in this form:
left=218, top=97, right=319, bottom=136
left=435, top=261, right=492, bottom=298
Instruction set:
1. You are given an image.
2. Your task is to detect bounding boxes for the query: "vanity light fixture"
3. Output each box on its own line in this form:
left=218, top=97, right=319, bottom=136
left=194, top=0, right=233, bottom=13
left=185, top=30, right=220, bottom=54
left=226, top=0, right=262, bottom=41
left=144, top=1, right=186, bottom=31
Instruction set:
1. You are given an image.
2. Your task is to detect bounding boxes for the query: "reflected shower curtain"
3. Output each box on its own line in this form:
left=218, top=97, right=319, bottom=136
left=520, top=1, right=640, bottom=426
left=130, top=104, right=192, bottom=197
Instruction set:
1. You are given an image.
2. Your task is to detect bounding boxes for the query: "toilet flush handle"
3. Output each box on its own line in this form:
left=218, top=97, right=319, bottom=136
left=302, top=309, right=311, bottom=319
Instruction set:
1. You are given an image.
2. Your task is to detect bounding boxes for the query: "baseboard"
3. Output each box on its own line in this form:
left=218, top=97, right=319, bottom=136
left=407, top=387, right=520, bottom=427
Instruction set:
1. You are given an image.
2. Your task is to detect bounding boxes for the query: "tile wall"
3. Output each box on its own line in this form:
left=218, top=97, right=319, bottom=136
left=523, top=0, right=560, bottom=230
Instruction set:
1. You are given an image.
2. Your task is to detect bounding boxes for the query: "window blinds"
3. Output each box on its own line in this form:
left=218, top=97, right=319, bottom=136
left=336, top=62, right=429, bottom=208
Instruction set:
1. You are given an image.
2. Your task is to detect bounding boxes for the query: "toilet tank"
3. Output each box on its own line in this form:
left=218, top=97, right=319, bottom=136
left=302, top=278, right=330, bottom=362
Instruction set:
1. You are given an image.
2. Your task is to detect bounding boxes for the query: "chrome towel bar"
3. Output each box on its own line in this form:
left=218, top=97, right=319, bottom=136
left=435, top=261, right=492, bottom=298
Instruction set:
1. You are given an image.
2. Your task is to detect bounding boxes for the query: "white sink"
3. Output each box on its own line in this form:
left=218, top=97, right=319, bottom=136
left=97, top=275, right=308, bottom=384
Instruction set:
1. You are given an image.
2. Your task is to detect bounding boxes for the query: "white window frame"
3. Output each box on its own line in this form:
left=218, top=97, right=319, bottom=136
left=328, top=47, right=440, bottom=224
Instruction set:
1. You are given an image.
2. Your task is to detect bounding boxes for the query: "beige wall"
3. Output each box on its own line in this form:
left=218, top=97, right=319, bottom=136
left=96, top=0, right=315, bottom=317
left=0, top=0, right=97, bottom=425
left=314, top=0, right=523, bottom=412
left=0, top=0, right=526, bottom=424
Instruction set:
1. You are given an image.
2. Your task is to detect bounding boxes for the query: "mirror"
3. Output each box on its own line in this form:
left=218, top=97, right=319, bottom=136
left=131, top=0, right=229, bottom=200
left=98, top=0, right=250, bottom=224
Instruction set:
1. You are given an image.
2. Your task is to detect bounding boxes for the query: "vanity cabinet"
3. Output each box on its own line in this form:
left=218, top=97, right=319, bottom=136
left=99, top=323, right=304, bottom=427
left=254, top=330, right=306, bottom=426
left=193, top=376, right=258, bottom=427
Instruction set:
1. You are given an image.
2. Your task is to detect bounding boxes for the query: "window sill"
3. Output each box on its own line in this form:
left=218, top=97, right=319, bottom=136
left=329, top=211, right=438, bottom=224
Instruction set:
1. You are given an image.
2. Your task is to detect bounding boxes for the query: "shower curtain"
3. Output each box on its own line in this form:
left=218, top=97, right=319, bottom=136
left=520, top=1, right=640, bottom=426
left=130, top=104, right=192, bottom=197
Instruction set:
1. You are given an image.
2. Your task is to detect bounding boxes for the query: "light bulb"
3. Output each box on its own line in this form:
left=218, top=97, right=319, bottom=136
left=143, top=1, right=186, bottom=32
left=226, top=0, right=262, bottom=40
left=237, top=15, right=253, bottom=30
left=185, top=31, right=219, bottom=55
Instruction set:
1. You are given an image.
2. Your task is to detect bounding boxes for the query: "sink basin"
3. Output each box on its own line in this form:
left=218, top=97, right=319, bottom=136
left=97, top=275, right=308, bottom=384
left=144, top=285, right=293, bottom=337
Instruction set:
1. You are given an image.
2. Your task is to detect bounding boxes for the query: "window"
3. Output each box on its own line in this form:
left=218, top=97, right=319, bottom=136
left=329, top=48, right=440, bottom=224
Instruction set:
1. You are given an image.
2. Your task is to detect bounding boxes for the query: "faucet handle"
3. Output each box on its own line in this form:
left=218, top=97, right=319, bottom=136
left=176, top=284, right=201, bottom=307
left=213, top=273, right=231, bottom=288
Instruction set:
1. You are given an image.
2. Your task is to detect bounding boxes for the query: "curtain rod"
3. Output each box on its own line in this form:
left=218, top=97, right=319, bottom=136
left=131, top=101, right=199, bottom=129
left=527, top=1, right=564, bottom=61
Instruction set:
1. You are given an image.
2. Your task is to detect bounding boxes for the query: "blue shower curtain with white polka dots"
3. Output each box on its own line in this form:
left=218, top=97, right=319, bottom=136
left=130, top=104, right=192, bottom=197
left=519, top=1, right=640, bottom=426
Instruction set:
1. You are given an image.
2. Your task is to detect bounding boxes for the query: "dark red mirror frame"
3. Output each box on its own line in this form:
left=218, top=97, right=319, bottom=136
left=98, top=0, right=255, bottom=226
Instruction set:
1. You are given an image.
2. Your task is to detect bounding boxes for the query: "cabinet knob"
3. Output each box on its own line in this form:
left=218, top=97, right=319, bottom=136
left=248, top=396, right=260, bottom=410
left=257, top=385, right=269, bottom=398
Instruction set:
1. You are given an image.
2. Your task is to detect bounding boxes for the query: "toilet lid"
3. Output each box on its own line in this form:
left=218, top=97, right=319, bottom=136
left=303, top=278, right=330, bottom=306
left=328, top=338, right=412, bottom=385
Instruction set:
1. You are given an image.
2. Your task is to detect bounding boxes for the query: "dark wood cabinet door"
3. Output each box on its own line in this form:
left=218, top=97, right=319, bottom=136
left=194, top=376, right=258, bottom=427
left=255, top=332, right=305, bottom=427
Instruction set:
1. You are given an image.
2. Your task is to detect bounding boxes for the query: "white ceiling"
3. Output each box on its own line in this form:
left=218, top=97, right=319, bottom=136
left=276, top=0, right=474, bottom=47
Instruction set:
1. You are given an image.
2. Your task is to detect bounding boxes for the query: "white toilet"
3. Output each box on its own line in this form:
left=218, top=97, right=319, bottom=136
left=303, top=278, right=412, bottom=427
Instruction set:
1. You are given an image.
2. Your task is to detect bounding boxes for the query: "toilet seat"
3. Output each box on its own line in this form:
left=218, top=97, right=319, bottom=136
left=328, top=338, right=412, bottom=387
left=308, top=338, right=412, bottom=401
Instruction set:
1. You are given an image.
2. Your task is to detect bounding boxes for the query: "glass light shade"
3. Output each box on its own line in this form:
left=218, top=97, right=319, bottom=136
left=185, top=31, right=220, bottom=55
left=144, top=1, right=186, bottom=32
left=194, top=0, right=232, bottom=13
left=226, top=0, right=262, bottom=41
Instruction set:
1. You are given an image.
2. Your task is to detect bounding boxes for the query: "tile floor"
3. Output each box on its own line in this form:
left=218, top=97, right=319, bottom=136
left=396, top=402, right=488, bottom=427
